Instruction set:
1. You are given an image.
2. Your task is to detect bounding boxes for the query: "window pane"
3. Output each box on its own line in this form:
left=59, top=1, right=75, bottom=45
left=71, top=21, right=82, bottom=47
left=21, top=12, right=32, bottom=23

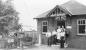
left=81, top=20, right=83, bottom=24
left=78, top=20, right=85, bottom=24
left=43, top=22, right=47, bottom=25
left=43, top=26, right=47, bottom=32
left=78, top=20, right=80, bottom=24
left=83, top=20, right=85, bottom=24
left=79, top=25, right=85, bottom=34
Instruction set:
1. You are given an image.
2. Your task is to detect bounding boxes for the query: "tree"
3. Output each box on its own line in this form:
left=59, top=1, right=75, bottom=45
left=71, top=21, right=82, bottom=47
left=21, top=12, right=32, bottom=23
left=0, top=0, right=21, bottom=35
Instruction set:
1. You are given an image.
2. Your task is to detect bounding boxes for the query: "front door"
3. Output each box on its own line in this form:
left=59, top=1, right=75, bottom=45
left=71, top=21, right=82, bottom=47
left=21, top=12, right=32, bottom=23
left=57, top=21, right=65, bottom=28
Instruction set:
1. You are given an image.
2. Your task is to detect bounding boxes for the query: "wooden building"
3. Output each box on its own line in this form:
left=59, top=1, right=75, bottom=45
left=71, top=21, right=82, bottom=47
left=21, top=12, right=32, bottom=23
left=34, top=0, right=86, bottom=49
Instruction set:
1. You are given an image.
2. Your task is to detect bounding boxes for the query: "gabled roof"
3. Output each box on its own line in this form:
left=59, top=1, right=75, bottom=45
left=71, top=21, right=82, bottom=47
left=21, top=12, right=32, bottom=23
left=34, top=5, right=68, bottom=19
left=34, top=0, right=86, bottom=19
left=34, top=10, right=51, bottom=19
left=61, top=0, right=86, bottom=15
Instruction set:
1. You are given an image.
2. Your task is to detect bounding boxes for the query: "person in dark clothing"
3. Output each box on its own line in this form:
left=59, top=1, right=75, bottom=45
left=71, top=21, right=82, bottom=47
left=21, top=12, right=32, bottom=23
left=51, top=35, right=57, bottom=45
left=47, top=37, right=52, bottom=46
left=53, top=35, right=57, bottom=45
left=60, top=36, right=65, bottom=48
left=47, top=35, right=57, bottom=46
left=46, top=32, right=52, bottom=46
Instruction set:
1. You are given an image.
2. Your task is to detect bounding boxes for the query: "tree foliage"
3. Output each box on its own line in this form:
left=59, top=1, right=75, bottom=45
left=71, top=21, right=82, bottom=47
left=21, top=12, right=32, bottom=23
left=0, top=0, right=21, bottom=35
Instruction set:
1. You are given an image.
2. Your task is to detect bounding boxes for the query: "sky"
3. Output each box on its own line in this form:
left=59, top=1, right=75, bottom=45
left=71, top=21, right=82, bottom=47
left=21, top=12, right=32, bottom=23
left=9, top=0, right=86, bottom=31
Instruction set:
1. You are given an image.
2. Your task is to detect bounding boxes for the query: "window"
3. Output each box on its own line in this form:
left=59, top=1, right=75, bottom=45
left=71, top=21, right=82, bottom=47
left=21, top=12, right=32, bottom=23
left=42, top=21, right=48, bottom=32
left=77, top=19, right=86, bottom=35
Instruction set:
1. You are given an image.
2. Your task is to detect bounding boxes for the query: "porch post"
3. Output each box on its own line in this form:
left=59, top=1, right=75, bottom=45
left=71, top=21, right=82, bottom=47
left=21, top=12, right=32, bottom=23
left=37, top=33, right=41, bottom=46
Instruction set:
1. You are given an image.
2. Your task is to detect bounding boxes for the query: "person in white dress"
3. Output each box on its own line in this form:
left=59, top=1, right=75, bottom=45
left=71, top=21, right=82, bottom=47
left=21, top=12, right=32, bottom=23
left=60, top=26, right=65, bottom=37
left=56, top=26, right=62, bottom=43
left=57, top=26, right=61, bottom=40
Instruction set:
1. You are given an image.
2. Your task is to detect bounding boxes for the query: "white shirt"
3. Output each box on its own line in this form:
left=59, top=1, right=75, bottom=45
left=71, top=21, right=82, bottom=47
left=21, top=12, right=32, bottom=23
left=57, top=28, right=61, bottom=33
left=46, top=32, right=51, bottom=37
left=8, top=39, right=14, bottom=43
left=60, top=32, right=65, bottom=37
left=57, top=33, right=61, bottom=39
left=52, top=31, right=57, bottom=35
left=61, top=28, right=65, bottom=36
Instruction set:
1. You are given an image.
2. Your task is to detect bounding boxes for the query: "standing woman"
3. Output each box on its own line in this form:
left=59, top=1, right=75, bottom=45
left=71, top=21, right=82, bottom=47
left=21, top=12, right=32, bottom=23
left=56, top=26, right=61, bottom=43
left=60, top=26, right=65, bottom=39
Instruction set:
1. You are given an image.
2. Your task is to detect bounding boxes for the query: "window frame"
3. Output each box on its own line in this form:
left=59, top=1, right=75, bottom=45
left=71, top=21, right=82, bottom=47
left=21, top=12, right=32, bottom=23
left=77, top=19, right=86, bottom=35
left=42, top=21, right=48, bottom=33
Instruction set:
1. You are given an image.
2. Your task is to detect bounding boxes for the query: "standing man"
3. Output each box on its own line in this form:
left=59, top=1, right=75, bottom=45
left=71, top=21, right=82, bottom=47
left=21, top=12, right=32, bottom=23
left=60, top=36, right=65, bottom=48
left=60, top=26, right=66, bottom=48
left=46, top=32, right=52, bottom=46
left=52, top=30, right=57, bottom=45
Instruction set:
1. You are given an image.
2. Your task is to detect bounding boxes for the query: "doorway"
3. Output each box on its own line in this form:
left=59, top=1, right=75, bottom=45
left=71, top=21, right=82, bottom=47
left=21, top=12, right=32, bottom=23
left=57, top=21, right=65, bottom=28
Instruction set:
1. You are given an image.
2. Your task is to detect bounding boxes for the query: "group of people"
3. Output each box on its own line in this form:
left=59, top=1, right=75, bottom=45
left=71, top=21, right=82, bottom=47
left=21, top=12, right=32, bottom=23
left=46, top=26, right=66, bottom=48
